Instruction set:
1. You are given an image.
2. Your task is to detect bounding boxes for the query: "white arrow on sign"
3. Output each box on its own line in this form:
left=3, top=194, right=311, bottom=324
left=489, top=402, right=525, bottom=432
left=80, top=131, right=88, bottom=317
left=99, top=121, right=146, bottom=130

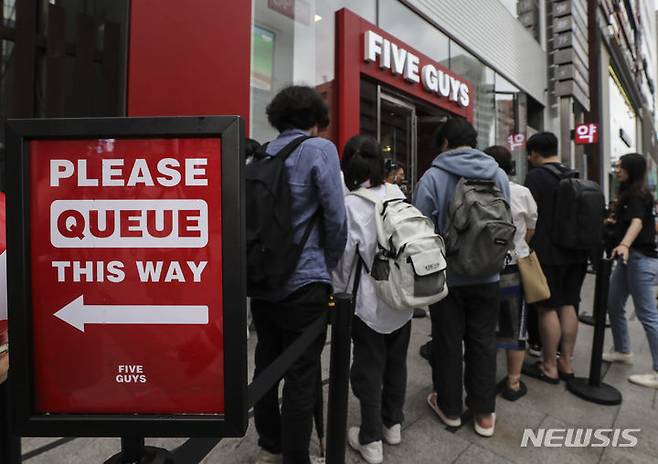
left=54, top=295, right=209, bottom=333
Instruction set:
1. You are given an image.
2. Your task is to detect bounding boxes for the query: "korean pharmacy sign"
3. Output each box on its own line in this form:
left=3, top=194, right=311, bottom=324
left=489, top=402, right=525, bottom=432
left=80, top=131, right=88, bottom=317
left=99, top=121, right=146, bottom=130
left=6, top=117, right=247, bottom=438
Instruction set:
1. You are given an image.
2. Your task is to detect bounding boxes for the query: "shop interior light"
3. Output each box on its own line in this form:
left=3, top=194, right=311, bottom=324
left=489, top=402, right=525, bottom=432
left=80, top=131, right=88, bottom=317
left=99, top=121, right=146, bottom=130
left=314, top=14, right=322, bottom=22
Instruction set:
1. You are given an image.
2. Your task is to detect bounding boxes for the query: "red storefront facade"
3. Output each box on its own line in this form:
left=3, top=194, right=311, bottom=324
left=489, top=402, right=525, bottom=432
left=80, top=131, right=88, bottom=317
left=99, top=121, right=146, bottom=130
left=128, top=2, right=491, bottom=191
left=0, top=0, right=534, bottom=190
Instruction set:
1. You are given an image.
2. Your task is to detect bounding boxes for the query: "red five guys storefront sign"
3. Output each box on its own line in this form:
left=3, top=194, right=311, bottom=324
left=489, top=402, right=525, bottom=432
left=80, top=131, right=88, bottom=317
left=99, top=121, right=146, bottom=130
left=336, top=8, right=474, bottom=151
left=6, top=117, right=247, bottom=438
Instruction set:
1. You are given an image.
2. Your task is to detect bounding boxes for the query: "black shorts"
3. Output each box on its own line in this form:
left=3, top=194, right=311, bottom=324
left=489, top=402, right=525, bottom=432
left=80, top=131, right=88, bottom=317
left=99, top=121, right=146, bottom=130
left=540, top=263, right=587, bottom=309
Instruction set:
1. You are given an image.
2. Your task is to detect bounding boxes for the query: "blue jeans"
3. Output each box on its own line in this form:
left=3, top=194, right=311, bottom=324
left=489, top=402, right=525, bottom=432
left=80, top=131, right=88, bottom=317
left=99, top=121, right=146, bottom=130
left=607, top=250, right=658, bottom=371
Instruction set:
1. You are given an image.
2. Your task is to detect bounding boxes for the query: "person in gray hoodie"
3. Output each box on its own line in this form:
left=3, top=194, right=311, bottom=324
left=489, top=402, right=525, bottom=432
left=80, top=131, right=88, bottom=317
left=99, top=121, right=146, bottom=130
left=414, top=118, right=510, bottom=438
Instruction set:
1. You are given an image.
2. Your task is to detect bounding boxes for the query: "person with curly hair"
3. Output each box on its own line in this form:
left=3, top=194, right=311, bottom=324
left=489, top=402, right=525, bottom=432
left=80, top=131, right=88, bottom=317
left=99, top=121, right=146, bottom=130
left=251, top=85, right=347, bottom=464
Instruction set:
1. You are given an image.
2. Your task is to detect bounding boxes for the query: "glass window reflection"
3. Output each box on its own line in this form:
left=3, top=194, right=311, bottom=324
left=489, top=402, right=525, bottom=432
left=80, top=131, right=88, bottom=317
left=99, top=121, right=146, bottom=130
left=251, top=0, right=376, bottom=143
left=378, top=0, right=449, bottom=67
left=3, top=0, right=15, bottom=27
left=450, top=42, right=495, bottom=150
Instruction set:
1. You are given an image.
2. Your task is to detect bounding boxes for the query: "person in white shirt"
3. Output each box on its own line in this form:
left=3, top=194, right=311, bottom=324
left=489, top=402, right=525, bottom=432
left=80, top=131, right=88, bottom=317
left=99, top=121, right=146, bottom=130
left=333, top=135, right=413, bottom=464
left=484, top=146, right=538, bottom=401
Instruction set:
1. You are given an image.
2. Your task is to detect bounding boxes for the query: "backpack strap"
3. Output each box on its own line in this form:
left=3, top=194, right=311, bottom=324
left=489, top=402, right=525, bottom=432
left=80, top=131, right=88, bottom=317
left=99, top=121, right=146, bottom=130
left=349, top=187, right=380, bottom=204
left=253, top=142, right=269, bottom=160
left=351, top=247, right=366, bottom=299
left=541, top=164, right=578, bottom=179
left=349, top=183, right=405, bottom=204
left=259, top=135, right=314, bottom=162
left=271, top=136, right=317, bottom=249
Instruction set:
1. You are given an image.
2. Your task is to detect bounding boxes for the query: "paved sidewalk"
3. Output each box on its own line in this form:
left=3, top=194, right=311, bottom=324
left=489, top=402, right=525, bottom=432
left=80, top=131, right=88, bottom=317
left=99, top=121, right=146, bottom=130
left=21, top=275, right=658, bottom=463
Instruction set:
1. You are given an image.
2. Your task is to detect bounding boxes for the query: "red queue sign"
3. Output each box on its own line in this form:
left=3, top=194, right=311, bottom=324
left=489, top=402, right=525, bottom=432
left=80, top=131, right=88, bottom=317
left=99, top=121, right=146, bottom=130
left=6, top=117, right=247, bottom=438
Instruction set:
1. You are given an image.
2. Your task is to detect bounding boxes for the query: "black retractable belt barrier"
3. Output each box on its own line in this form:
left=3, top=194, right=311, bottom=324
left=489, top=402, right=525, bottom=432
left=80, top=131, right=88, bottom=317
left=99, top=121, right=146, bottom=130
left=0, top=380, right=21, bottom=464
left=248, top=314, right=328, bottom=407
left=567, top=258, right=622, bottom=405
left=326, top=294, right=354, bottom=464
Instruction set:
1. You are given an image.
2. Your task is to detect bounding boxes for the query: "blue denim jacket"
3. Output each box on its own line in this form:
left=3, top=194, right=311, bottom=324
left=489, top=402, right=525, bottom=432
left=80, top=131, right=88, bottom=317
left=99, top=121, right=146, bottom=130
left=258, top=129, right=347, bottom=301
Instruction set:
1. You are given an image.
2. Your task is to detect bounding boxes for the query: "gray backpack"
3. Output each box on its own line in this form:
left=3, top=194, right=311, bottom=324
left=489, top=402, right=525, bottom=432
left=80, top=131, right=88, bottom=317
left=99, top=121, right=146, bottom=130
left=443, top=177, right=515, bottom=277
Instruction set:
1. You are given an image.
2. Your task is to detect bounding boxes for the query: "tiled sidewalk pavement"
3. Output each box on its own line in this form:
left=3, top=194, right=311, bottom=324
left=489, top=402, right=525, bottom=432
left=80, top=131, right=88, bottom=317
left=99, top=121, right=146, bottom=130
left=20, top=275, right=658, bottom=463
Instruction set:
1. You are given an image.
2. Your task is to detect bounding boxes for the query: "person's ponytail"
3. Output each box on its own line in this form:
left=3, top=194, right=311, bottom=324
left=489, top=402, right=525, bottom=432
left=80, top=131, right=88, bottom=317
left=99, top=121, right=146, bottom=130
left=341, top=135, right=386, bottom=191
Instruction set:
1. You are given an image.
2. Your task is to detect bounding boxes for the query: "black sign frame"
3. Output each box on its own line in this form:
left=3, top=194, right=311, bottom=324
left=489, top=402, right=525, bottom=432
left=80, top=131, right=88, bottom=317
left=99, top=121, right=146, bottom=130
left=5, top=116, right=247, bottom=438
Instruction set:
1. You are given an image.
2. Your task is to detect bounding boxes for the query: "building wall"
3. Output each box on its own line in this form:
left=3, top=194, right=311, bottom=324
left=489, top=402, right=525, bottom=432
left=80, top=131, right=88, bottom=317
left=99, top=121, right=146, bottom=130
left=403, top=0, right=547, bottom=105
left=128, top=0, right=251, bottom=122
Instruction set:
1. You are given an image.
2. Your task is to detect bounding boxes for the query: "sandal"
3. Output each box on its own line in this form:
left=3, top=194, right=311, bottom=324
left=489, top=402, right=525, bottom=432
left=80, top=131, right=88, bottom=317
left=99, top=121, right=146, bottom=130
left=501, top=380, right=528, bottom=401
left=522, top=361, right=559, bottom=385
left=558, top=370, right=575, bottom=381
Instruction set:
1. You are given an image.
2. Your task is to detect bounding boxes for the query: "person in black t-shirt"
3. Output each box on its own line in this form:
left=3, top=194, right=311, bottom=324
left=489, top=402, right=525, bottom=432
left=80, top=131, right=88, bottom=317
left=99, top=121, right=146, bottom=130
left=603, top=153, right=658, bottom=389
left=521, top=132, right=588, bottom=385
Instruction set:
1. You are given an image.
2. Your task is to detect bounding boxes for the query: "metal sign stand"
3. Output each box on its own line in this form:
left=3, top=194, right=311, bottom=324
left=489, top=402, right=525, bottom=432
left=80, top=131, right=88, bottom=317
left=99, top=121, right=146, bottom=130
left=104, top=437, right=173, bottom=464
left=0, top=381, right=21, bottom=464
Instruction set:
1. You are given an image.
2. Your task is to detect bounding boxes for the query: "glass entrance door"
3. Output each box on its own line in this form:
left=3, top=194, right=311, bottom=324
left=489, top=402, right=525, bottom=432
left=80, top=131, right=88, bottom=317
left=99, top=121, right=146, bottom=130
left=359, top=78, right=450, bottom=195
left=379, top=91, right=416, bottom=195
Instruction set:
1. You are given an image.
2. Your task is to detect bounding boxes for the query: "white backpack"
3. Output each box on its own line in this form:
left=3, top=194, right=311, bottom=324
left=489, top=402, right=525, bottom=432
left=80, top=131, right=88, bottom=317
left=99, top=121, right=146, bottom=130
left=350, top=184, right=448, bottom=311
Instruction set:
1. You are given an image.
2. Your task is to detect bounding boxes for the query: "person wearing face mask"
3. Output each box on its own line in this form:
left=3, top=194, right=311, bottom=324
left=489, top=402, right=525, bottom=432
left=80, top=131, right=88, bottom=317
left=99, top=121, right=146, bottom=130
left=603, top=153, right=658, bottom=389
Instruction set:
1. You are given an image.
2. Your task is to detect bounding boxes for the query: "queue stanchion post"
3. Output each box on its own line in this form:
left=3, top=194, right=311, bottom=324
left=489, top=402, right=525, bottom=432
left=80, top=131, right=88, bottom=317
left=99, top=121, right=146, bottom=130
left=567, top=257, right=622, bottom=405
left=326, top=293, right=354, bottom=464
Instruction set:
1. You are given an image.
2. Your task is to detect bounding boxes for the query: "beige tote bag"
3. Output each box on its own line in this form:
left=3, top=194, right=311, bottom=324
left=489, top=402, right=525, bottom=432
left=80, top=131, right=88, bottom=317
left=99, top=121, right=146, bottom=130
left=517, top=251, right=551, bottom=304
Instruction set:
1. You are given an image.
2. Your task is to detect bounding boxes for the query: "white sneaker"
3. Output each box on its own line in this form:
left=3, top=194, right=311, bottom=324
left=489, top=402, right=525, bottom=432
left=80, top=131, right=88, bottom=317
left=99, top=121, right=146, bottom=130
left=602, top=350, right=635, bottom=365
left=254, top=449, right=282, bottom=464
left=382, top=424, right=401, bottom=445
left=348, top=427, right=383, bottom=464
left=427, top=393, right=461, bottom=427
left=628, top=372, right=658, bottom=389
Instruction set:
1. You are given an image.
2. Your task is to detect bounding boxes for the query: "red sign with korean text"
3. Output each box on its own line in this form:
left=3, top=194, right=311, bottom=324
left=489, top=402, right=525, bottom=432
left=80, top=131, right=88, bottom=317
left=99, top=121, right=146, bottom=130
left=508, top=133, right=526, bottom=151
left=574, top=123, right=599, bottom=145
left=29, top=138, right=223, bottom=414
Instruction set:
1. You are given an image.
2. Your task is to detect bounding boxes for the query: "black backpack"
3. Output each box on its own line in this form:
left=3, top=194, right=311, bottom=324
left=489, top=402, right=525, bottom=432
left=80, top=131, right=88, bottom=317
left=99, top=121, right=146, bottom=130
left=542, top=164, right=605, bottom=250
left=245, top=136, right=318, bottom=295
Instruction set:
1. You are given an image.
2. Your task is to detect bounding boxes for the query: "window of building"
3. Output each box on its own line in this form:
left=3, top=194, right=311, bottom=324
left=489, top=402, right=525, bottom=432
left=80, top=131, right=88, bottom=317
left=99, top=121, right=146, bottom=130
left=378, top=0, right=449, bottom=67
left=0, top=0, right=128, bottom=189
left=34, top=0, right=129, bottom=118
left=608, top=70, right=637, bottom=162
left=3, top=0, right=16, bottom=27
left=250, top=0, right=376, bottom=143
left=495, top=74, right=526, bottom=180
left=449, top=42, right=495, bottom=150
